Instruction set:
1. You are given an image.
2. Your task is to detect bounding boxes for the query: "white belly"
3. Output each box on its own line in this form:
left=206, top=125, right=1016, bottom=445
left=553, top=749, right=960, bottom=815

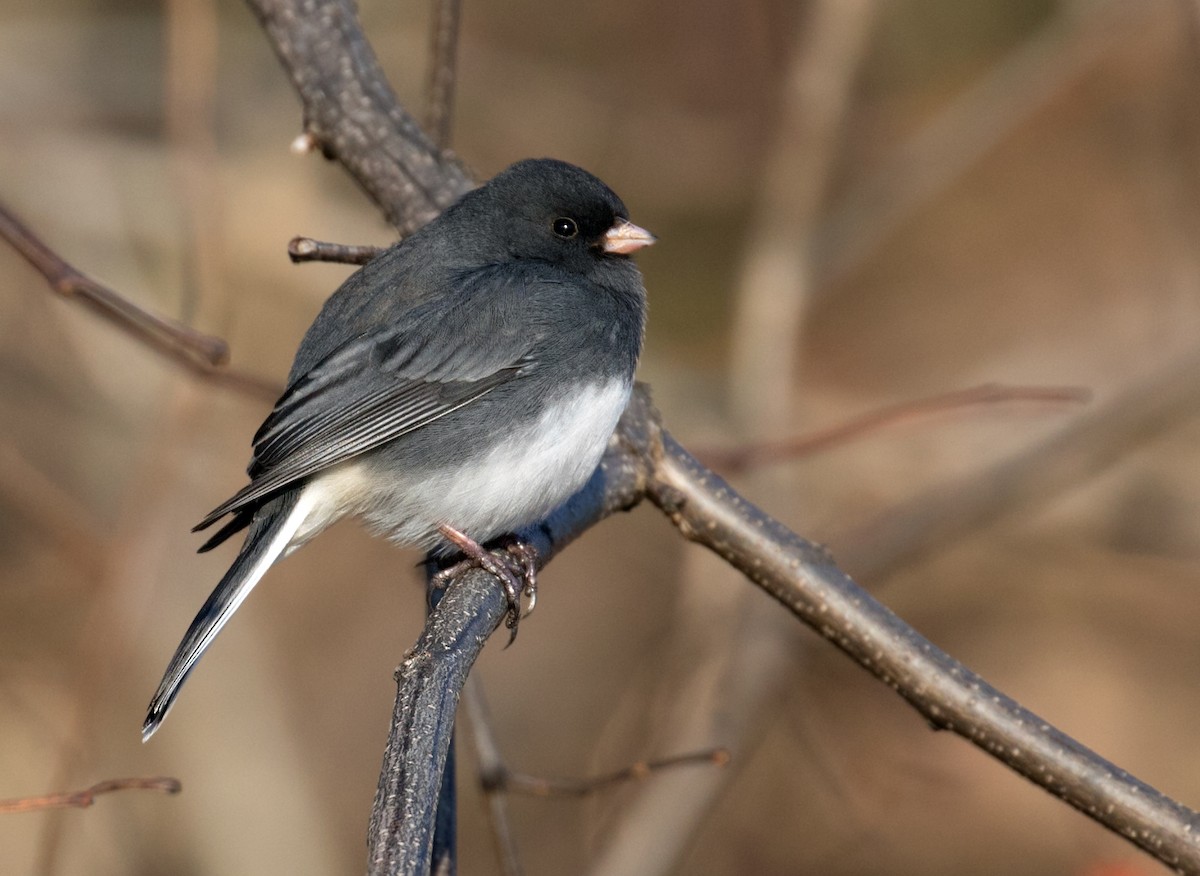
left=294, top=379, right=632, bottom=551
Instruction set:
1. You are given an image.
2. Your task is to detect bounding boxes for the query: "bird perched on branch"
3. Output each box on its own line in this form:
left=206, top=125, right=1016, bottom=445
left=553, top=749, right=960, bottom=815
left=143, top=158, right=654, bottom=740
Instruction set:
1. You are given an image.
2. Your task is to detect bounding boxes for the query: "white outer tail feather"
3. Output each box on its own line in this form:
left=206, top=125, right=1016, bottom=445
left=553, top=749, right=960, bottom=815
left=141, top=488, right=319, bottom=741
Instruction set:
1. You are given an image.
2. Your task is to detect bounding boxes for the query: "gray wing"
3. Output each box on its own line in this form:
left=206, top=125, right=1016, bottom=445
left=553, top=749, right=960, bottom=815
left=194, top=270, right=545, bottom=532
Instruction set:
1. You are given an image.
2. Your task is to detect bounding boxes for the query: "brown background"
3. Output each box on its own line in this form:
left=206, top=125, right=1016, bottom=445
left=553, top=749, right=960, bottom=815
left=2, top=1, right=1200, bottom=873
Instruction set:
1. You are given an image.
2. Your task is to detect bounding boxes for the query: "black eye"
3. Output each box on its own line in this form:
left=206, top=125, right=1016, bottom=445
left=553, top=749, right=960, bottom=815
left=552, top=217, right=579, bottom=239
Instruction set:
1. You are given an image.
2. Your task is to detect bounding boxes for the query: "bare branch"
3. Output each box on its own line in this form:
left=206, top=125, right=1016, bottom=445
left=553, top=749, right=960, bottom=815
left=494, top=750, right=729, bottom=799
left=0, top=201, right=226, bottom=365
left=0, top=201, right=281, bottom=402
left=844, top=351, right=1200, bottom=582
left=244, top=0, right=474, bottom=234
left=698, top=383, right=1092, bottom=473
left=0, top=777, right=181, bottom=815
left=462, top=677, right=524, bottom=876
left=465, top=676, right=724, bottom=811
left=288, top=236, right=387, bottom=265
left=366, top=384, right=1200, bottom=873
left=648, top=427, right=1200, bottom=871
left=593, top=5, right=878, bottom=874
left=424, top=0, right=463, bottom=151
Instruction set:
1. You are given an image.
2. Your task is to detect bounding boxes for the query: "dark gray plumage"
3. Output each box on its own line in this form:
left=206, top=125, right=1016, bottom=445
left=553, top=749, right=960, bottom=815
left=143, top=159, right=653, bottom=740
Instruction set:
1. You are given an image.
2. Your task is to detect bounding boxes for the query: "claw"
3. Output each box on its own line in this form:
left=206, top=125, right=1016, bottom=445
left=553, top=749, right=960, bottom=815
left=499, top=537, right=539, bottom=619
left=436, top=524, right=539, bottom=642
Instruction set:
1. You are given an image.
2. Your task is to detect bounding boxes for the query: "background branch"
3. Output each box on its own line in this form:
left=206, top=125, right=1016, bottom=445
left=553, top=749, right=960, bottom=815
left=590, top=5, right=877, bottom=873
left=0, top=777, right=181, bottom=815
left=0, top=202, right=279, bottom=402
left=697, top=382, right=1092, bottom=473
left=842, top=348, right=1200, bottom=582
left=424, top=0, right=462, bottom=151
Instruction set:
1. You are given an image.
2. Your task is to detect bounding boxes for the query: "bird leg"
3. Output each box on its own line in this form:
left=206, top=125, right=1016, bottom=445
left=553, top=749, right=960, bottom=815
left=434, top=524, right=539, bottom=644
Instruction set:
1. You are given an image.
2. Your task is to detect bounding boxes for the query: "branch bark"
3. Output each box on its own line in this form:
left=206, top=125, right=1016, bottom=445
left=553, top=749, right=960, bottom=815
left=424, top=0, right=462, bottom=151
left=244, top=0, right=473, bottom=235
left=366, top=392, right=654, bottom=874
left=366, top=385, right=1200, bottom=874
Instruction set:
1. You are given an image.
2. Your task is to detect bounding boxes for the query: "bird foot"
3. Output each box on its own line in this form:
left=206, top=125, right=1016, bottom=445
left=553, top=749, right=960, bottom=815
left=434, top=524, right=538, bottom=645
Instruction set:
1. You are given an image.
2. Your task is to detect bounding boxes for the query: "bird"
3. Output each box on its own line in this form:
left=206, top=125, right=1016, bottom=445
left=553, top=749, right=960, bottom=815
left=142, top=158, right=654, bottom=741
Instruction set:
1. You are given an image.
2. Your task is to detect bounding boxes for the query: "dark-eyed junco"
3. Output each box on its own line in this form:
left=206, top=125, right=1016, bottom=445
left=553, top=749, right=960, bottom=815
left=143, top=158, right=653, bottom=740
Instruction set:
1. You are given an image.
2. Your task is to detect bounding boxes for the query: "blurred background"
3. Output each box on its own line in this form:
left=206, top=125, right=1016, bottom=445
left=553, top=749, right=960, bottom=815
left=3, top=0, right=1200, bottom=873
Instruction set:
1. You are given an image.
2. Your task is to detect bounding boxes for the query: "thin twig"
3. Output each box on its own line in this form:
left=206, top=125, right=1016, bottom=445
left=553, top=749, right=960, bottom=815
left=698, top=383, right=1092, bottom=473
left=288, top=236, right=387, bottom=265
left=0, top=202, right=280, bottom=402
left=424, top=0, right=462, bottom=151
left=0, top=777, right=181, bottom=815
left=842, top=351, right=1200, bottom=582
left=462, top=676, right=524, bottom=876
left=495, top=750, right=730, bottom=798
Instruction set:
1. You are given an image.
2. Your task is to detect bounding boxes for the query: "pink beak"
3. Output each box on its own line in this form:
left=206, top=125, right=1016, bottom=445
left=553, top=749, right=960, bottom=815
left=602, top=218, right=656, bottom=255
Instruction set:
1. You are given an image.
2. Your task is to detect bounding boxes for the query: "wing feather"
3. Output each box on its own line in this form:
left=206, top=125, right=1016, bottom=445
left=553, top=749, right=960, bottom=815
left=195, top=266, right=547, bottom=533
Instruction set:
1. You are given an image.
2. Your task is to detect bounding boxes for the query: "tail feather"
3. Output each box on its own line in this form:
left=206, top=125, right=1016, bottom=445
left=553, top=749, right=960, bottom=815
left=196, top=509, right=254, bottom=554
left=142, top=489, right=313, bottom=741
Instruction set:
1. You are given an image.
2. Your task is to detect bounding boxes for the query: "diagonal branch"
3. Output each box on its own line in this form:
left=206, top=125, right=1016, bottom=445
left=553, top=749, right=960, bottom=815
left=647, top=424, right=1200, bottom=870
left=244, top=0, right=474, bottom=235
left=375, top=386, right=1200, bottom=874
left=0, top=201, right=279, bottom=402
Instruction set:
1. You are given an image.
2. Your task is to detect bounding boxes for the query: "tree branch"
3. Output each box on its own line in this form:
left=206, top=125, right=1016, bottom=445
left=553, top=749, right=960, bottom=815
left=647, top=427, right=1200, bottom=871
left=244, top=0, right=473, bottom=235
left=461, top=677, right=524, bottom=876
left=487, top=750, right=729, bottom=799
left=0, top=777, right=181, bottom=815
left=424, top=0, right=462, bottom=152
left=288, top=236, right=385, bottom=265
left=0, top=201, right=280, bottom=402
left=375, top=385, right=1200, bottom=873
left=697, top=382, right=1092, bottom=473
left=366, top=389, right=655, bottom=875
